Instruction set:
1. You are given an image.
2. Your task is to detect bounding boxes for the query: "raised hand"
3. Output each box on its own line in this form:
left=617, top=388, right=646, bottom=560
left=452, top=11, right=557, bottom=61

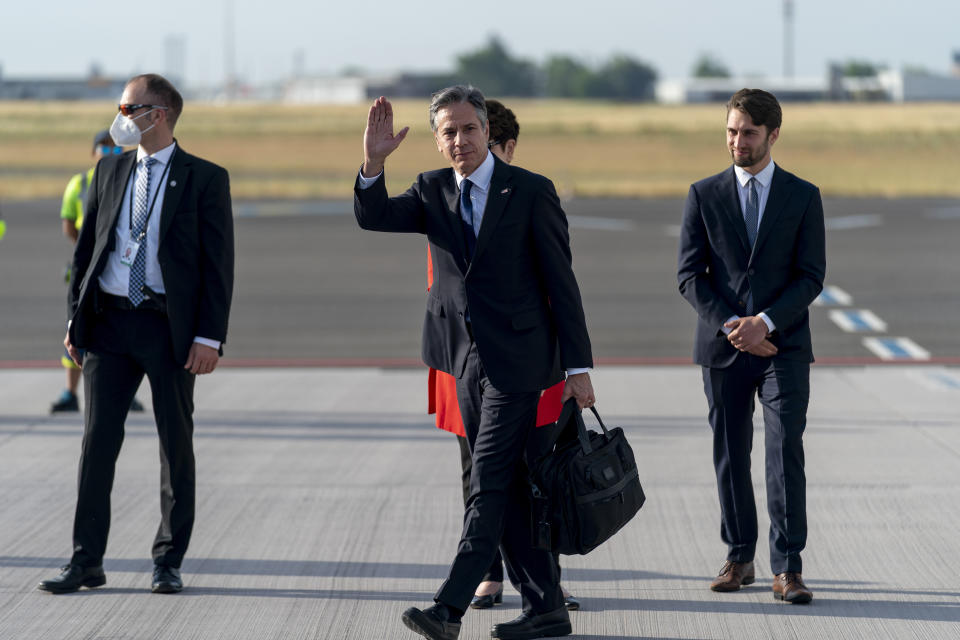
left=362, top=96, right=409, bottom=178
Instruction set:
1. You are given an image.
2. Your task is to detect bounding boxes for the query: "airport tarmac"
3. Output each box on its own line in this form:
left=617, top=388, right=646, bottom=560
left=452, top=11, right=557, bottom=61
left=1, top=196, right=959, bottom=638
left=1, top=196, right=959, bottom=366
left=1, top=364, right=958, bottom=639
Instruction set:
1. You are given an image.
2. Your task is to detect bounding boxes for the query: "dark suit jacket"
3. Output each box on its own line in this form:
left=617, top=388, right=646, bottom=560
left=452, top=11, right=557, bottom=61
left=355, top=156, right=592, bottom=393
left=678, top=165, right=826, bottom=368
left=68, top=144, right=235, bottom=365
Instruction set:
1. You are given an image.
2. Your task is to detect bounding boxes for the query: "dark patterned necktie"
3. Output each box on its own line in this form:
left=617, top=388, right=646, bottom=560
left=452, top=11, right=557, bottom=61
left=460, top=179, right=476, bottom=258
left=128, top=157, right=157, bottom=306
left=744, top=177, right=759, bottom=249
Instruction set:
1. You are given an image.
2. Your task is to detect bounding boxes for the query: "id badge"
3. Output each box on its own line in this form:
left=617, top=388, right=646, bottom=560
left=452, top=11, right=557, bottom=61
left=120, top=238, right=141, bottom=267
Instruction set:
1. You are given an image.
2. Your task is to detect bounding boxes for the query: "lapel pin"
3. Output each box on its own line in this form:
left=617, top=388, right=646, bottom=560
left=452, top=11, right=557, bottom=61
left=169, top=180, right=177, bottom=187
left=501, top=187, right=510, bottom=194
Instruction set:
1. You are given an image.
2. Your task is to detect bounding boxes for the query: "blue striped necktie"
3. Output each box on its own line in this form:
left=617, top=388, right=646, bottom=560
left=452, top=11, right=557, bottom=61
left=128, top=157, right=157, bottom=306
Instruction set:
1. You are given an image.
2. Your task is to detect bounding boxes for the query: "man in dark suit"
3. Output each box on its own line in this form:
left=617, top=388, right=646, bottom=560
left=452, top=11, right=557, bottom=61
left=38, top=74, right=234, bottom=595
left=356, top=86, right=595, bottom=640
left=678, top=88, right=825, bottom=605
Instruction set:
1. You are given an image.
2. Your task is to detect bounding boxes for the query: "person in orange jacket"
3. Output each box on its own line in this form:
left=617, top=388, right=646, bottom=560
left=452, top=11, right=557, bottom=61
left=427, top=99, right=578, bottom=611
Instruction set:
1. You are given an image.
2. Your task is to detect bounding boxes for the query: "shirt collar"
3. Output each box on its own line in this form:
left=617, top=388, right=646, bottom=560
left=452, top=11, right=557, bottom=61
left=137, top=141, right=177, bottom=167
left=454, top=149, right=494, bottom=192
left=734, top=159, right=776, bottom=189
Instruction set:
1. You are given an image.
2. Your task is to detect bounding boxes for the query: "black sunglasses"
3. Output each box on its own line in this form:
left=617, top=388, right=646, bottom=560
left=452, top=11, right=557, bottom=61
left=117, top=103, right=169, bottom=116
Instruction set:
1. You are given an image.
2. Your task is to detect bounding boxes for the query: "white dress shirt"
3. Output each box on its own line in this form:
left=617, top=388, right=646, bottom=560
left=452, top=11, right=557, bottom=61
left=358, top=152, right=589, bottom=376
left=98, top=142, right=177, bottom=298
left=724, top=160, right=777, bottom=334
left=97, top=141, right=220, bottom=350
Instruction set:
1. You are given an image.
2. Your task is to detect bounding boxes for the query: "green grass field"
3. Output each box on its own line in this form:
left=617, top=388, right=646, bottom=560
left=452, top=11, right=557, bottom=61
left=2, top=100, right=959, bottom=199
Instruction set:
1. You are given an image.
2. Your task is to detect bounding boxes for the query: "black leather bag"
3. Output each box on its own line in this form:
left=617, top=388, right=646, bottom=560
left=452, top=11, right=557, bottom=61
left=530, top=399, right=645, bottom=555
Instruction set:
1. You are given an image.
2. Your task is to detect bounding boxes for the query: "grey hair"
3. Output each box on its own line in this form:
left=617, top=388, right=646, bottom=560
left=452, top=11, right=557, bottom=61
left=428, top=85, right=488, bottom=132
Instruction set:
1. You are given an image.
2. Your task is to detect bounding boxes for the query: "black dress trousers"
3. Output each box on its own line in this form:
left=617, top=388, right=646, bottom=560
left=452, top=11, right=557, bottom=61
left=71, top=305, right=196, bottom=569
left=701, top=352, right=809, bottom=574
left=435, top=341, right=563, bottom=615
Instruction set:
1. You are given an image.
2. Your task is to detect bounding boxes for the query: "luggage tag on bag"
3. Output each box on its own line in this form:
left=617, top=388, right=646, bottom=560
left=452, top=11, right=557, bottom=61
left=119, top=236, right=142, bottom=267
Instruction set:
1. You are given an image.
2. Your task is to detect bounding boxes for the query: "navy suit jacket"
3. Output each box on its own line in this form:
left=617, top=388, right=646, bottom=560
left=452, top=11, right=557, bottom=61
left=355, top=155, right=592, bottom=393
left=68, top=144, right=235, bottom=365
left=677, top=164, right=826, bottom=368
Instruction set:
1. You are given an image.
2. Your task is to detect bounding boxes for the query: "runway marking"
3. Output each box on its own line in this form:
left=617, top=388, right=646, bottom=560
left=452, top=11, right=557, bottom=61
left=862, top=337, right=931, bottom=361
left=908, top=369, right=960, bottom=391
left=567, top=216, right=635, bottom=231
left=813, top=285, right=853, bottom=306
left=829, top=309, right=887, bottom=332
left=825, top=214, right=883, bottom=230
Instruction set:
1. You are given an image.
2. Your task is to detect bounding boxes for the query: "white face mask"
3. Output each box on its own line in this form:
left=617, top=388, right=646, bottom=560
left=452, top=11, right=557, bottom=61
left=109, top=109, right=156, bottom=147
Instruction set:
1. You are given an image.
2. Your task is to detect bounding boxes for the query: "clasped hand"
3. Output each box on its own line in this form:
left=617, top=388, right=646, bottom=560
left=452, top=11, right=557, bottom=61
left=724, top=316, right=778, bottom=357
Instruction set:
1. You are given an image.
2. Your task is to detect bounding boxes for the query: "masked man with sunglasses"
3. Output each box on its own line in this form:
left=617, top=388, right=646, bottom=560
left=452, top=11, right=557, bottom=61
left=39, top=74, right=234, bottom=595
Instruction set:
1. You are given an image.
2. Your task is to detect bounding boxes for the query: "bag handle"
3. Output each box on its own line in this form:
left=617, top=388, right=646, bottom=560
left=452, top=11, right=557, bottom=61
left=548, top=398, right=611, bottom=456
left=589, top=406, right=611, bottom=438
left=529, top=399, right=609, bottom=494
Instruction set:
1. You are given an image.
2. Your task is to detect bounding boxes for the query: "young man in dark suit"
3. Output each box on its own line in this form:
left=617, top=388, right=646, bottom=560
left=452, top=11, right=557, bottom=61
left=356, top=85, right=595, bottom=640
left=39, top=73, right=234, bottom=595
left=678, top=88, right=825, bottom=604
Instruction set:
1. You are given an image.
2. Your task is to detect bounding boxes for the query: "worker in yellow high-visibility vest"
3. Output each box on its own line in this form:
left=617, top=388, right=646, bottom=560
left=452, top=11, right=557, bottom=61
left=51, top=131, right=145, bottom=413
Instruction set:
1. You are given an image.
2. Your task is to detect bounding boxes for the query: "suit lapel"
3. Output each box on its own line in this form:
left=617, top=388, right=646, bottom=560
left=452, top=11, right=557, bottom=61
left=716, top=166, right=752, bottom=256
left=750, top=165, right=793, bottom=260
left=158, top=144, right=190, bottom=244
left=105, top=152, right=137, bottom=236
left=471, top=157, right=513, bottom=265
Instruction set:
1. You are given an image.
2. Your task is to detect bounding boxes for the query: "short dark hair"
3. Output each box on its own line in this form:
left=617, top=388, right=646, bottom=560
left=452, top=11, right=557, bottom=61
left=128, top=73, right=184, bottom=129
left=429, top=84, right=487, bottom=132
left=726, top=88, right=782, bottom=132
left=485, top=99, right=519, bottom=147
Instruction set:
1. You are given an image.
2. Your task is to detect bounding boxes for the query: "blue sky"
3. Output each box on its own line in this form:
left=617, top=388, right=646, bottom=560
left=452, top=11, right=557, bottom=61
left=2, top=0, right=958, bottom=89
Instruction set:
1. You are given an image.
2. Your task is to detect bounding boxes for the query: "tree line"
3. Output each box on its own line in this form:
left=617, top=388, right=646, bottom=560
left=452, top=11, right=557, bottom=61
left=439, top=37, right=659, bottom=101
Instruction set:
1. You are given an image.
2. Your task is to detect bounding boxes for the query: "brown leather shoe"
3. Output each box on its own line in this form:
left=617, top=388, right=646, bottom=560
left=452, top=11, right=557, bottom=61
left=709, top=560, right=755, bottom=592
left=773, top=572, right=813, bottom=604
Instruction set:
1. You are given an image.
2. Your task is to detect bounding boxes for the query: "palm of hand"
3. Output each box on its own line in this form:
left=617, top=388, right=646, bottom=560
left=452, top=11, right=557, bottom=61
left=364, top=97, right=409, bottom=166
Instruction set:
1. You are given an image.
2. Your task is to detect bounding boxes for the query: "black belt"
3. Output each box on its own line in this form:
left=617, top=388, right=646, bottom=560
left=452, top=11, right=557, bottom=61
left=99, top=291, right=166, bottom=313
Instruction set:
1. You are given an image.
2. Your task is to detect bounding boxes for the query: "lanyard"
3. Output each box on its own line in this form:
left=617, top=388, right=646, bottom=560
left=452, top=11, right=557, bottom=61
left=127, top=148, right=175, bottom=241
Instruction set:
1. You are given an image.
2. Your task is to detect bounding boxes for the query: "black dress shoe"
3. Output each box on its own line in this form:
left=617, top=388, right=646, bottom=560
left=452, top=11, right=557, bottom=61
left=491, top=606, right=571, bottom=640
left=37, top=564, right=105, bottom=593
left=563, top=594, right=580, bottom=611
left=401, top=604, right=461, bottom=640
left=470, top=586, right=504, bottom=609
left=151, top=565, right=183, bottom=593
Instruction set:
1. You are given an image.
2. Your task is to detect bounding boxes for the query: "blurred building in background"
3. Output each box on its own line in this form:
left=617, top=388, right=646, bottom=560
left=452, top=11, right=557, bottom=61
left=0, top=64, right=125, bottom=100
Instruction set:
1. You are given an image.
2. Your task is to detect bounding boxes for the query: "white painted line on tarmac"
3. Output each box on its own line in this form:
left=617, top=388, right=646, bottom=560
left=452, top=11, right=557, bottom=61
left=825, top=214, right=883, bottom=230
left=862, top=337, right=931, bottom=361
left=813, top=285, right=853, bottom=306
left=829, top=309, right=888, bottom=332
left=568, top=216, right=635, bottom=231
